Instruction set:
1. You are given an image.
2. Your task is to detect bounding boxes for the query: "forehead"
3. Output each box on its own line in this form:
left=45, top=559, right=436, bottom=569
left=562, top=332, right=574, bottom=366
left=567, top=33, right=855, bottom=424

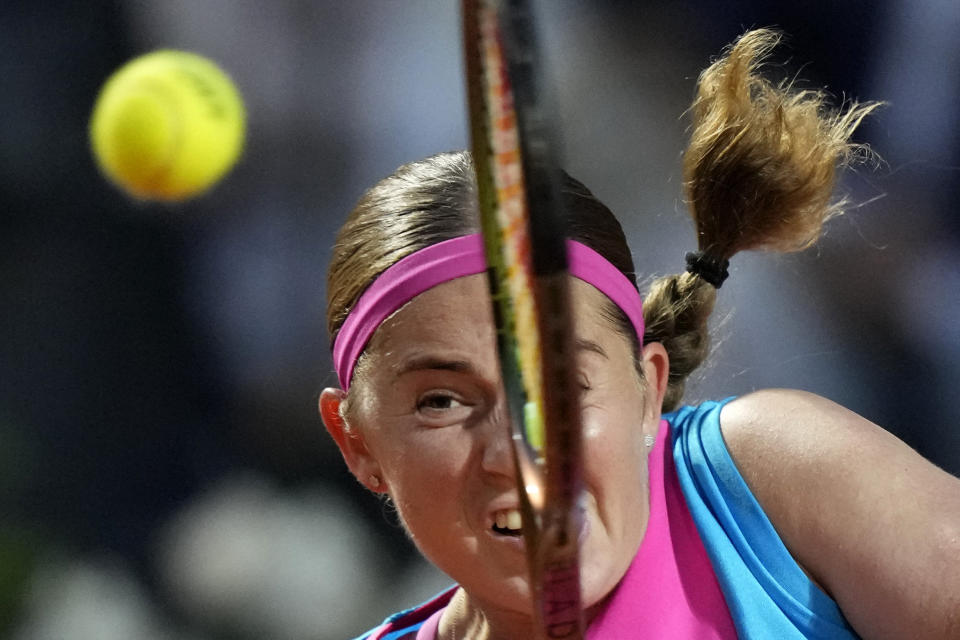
left=365, top=274, right=496, bottom=364
left=363, top=274, right=623, bottom=370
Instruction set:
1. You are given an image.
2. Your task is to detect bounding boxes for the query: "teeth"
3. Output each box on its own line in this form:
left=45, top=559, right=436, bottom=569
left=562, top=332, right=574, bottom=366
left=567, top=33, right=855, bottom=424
left=494, top=509, right=522, bottom=531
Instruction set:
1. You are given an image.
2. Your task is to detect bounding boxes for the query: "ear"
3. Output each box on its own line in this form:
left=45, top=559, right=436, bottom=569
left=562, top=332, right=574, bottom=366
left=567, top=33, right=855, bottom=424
left=319, top=388, right=387, bottom=493
left=639, top=341, right=669, bottom=422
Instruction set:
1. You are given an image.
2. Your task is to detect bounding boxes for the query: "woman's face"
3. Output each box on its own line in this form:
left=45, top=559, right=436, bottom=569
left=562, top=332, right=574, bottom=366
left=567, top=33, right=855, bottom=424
left=339, top=274, right=665, bottom=615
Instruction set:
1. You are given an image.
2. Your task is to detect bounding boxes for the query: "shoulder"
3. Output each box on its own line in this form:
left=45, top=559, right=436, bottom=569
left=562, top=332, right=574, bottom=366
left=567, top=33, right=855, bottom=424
left=717, top=389, right=893, bottom=481
left=717, top=389, right=960, bottom=639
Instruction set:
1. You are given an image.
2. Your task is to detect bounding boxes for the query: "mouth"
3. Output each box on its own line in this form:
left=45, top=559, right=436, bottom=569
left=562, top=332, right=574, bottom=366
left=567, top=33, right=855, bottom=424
left=488, top=496, right=591, bottom=545
left=491, top=508, right=523, bottom=537
left=489, top=497, right=591, bottom=534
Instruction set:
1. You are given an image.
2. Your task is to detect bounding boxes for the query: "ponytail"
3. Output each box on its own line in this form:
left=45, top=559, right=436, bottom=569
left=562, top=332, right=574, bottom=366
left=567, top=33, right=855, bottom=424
left=645, top=28, right=881, bottom=411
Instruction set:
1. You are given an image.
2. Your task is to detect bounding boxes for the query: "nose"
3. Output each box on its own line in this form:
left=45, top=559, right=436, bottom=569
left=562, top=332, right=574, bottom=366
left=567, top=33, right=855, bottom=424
left=480, top=398, right=515, bottom=478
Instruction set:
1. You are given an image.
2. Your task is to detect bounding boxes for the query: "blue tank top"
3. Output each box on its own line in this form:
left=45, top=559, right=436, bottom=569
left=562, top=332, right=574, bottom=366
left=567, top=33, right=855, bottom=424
left=668, top=398, right=859, bottom=638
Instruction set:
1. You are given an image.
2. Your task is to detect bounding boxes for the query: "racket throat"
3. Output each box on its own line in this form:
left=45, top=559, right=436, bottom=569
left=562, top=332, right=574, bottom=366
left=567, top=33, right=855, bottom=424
left=528, top=511, right=584, bottom=638
left=517, top=466, right=585, bottom=639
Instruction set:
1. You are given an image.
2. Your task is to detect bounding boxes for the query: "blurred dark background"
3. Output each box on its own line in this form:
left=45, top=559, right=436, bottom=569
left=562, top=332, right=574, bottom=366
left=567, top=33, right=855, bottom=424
left=2, top=1, right=958, bottom=638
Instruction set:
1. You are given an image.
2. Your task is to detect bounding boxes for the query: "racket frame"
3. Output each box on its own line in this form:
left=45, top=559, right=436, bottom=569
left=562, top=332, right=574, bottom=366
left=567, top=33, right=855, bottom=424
left=462, top=1, right=585, bottom=637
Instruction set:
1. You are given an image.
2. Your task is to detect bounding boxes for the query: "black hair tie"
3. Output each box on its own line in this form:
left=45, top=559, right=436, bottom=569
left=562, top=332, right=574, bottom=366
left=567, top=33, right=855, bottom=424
left=685, top=251, right=730, bottom=288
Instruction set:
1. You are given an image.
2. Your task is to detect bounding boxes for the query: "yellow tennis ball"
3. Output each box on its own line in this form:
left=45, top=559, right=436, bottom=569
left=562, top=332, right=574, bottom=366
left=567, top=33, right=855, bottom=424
left=89, top=50, right=245, bottom=202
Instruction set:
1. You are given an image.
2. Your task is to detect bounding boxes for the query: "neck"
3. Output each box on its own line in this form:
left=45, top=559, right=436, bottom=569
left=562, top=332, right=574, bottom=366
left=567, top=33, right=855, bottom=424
left=439, top=587, right=537, bottom=640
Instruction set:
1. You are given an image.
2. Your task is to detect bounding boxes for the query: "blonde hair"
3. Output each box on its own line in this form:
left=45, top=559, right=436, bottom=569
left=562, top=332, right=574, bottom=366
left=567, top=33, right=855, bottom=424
left=645, top=28, right=880, bottom=410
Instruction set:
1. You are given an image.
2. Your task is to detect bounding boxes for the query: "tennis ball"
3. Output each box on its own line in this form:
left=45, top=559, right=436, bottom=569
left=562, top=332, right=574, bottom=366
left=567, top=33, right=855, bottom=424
left=89, top=50, right=245, bottom=202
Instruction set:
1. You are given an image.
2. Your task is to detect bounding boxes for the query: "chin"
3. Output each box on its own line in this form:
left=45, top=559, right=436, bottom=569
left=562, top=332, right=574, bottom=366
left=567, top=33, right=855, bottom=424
left=579, top=566, right=615, bottom=609
left=578, top=537, right=636, bottom=609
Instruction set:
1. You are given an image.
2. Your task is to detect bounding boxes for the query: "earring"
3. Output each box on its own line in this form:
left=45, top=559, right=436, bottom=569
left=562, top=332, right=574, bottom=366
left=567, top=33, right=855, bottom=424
left=369, top=475, right=381, bottom=489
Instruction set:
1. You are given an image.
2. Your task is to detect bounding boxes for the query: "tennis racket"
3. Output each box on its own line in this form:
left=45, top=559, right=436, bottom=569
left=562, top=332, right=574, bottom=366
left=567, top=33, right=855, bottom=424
left=462, top=1, right=584, bottom=637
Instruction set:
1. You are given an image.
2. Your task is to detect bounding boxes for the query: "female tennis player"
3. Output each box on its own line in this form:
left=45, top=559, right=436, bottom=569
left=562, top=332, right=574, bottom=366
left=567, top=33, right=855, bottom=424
left=320, top=30, right=960, bottom=639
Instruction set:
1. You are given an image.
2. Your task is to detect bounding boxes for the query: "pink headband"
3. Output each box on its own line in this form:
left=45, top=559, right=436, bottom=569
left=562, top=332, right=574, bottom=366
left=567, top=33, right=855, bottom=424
left=332, top=233, right=644, bottom=388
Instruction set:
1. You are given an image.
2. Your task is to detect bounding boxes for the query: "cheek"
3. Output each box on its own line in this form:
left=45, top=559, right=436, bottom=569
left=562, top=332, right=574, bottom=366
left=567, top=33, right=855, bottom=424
left=582, top=407, right=648, bottom=488
left=383, top=432, right=466, bottom=483
left=380, top=434, right=485, bottom=569
left=579, top=389, right=653, bottom=532
left=577, top=405, right=652, bottom=605
left=376, top=430, right=473, bottom=520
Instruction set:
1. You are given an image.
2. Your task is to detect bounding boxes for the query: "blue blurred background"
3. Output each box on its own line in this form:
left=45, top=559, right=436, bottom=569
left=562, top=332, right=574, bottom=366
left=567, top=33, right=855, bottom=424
left=2, top=1, right=959, bottom=638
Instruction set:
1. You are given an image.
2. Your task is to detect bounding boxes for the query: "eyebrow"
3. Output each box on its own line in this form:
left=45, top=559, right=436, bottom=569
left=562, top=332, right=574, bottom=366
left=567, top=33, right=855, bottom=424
left=576, top=338, right=609, bottom=359
left=394, top=339, right=605, bottom=380
left=394, top=356, right=477, bottom=379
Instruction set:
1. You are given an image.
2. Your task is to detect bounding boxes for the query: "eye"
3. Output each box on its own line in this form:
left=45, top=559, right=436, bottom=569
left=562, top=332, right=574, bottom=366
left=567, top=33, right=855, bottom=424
left=417, top=392, right=464, bottom=411
left=577, top=373, right=592, bottom=393
left=414, top=391, right=474, bottom=427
